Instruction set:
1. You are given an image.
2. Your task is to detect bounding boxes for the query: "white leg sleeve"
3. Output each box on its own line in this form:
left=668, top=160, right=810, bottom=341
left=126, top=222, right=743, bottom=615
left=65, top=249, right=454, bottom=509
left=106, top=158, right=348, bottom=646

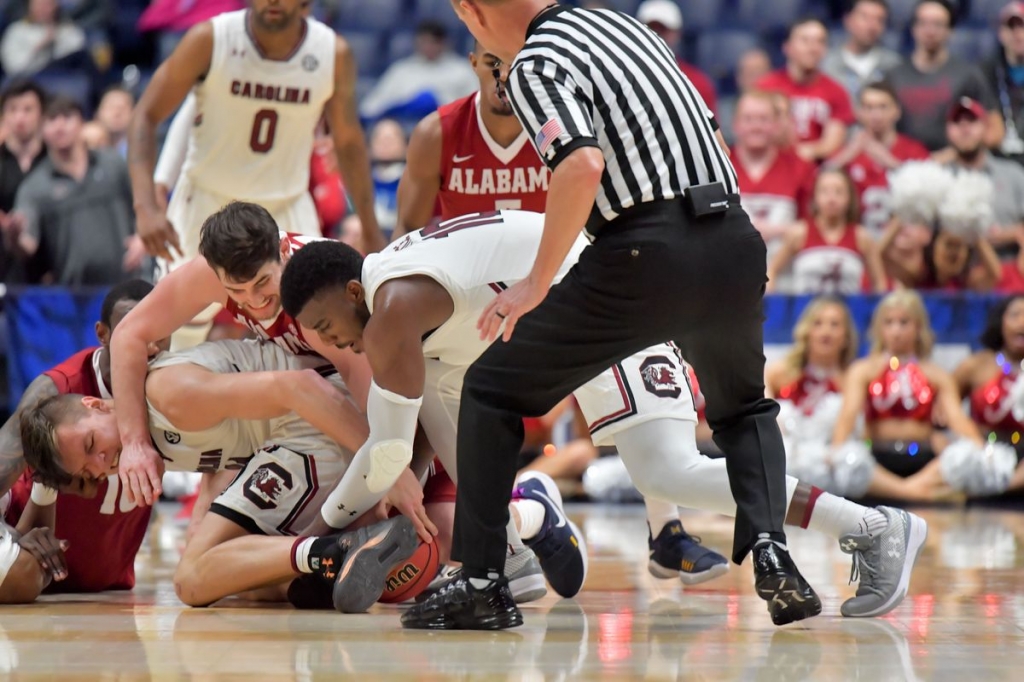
left=320, top=381, right=422, bottom=529
left=614, top=419, right=798, bottom=518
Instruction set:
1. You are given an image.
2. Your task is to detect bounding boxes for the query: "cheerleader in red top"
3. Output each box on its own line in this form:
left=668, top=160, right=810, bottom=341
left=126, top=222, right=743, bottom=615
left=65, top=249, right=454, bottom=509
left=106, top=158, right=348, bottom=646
left=767, top=169, right=887, bottom=295
left=832, top=290, right=1016, bottom=500
left=766, top=297, right=856, bottom=489
left=954, top=295, right=1024, bottom=494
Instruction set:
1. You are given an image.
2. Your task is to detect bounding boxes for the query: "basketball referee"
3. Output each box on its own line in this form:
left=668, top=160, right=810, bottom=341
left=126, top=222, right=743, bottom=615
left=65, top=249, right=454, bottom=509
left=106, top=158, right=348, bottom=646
left=403, top=0, right=820, bottom=630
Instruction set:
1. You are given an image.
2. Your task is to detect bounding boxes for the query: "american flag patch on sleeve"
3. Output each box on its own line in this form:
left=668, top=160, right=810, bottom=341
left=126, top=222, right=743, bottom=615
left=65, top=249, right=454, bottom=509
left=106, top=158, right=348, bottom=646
left=536, top=117, right=564, bottom=156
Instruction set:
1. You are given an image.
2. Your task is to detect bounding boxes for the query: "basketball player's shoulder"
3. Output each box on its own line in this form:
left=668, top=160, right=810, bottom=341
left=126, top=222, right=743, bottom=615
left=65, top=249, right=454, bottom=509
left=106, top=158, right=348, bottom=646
left=43, top=347, right=101, bottom=395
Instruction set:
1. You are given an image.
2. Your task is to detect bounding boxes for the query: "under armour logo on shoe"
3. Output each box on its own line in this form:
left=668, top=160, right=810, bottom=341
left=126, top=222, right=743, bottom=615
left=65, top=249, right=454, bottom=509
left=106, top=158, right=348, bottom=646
left=841, top=538, right=859, bottom=552
left=886, top=536, right=903, bottom=559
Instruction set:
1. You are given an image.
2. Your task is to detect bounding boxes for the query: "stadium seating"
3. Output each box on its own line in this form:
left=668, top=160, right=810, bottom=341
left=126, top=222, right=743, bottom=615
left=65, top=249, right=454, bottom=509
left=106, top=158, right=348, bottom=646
left=341, top=31, right=385, bottom=78
left=696, top=29, right=762, bottom=82
left=334, top=0, right=405, bottom=32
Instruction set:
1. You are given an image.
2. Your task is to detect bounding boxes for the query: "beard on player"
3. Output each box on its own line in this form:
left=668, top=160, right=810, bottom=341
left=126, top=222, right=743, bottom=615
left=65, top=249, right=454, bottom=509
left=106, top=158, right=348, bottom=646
left=251, top=0, right=301, bottom=32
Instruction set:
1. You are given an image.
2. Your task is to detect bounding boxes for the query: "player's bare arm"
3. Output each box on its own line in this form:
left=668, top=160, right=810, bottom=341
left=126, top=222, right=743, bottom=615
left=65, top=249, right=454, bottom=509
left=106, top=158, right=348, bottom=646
left=111, top=257, right=225, bottom=506
left=302, top=333, right=373, bottom=410
left=393, top=112, right=443, bottom=240
left=364, top=277, right=455, bottom=400
left=0, top=375, right=59, bottom=497
left=145, top=364, right=369, bottom=454
left=327, top=37, right=384, bottom=254
left=127, top=22, right=213, bottom=261
left=480, top=146, right=605, bottom=342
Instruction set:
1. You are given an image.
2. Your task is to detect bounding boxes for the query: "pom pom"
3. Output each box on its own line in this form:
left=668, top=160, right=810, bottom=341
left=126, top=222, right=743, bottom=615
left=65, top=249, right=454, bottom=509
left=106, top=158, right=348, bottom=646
left=938, top=170, right=994, bottom=241
left=887, top=161, right=955, bottom=226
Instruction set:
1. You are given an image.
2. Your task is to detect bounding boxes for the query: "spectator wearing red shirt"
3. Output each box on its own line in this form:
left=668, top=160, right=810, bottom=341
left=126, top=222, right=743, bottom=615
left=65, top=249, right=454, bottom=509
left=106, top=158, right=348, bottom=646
left=731, top=91, right=817, bottom=262
left=636, top=0, right=717, bottom=115
left=757, top=18, right=855, bottom=162
left=828, top=82, right=930, bottom=237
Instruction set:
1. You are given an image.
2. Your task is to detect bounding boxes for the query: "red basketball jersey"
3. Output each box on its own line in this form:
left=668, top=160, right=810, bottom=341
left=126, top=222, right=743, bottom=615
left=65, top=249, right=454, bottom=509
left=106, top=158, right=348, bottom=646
left=223, top=232, right=319, bottom=355
left=438, top=93, right=550, bottom=220
left=841, top=136, right=930, bottom=235
left=756, top=70, right=854, bottom=144
left=3, top=348, right=152, bottom=592
left=732, top=148, right=816, bottom=227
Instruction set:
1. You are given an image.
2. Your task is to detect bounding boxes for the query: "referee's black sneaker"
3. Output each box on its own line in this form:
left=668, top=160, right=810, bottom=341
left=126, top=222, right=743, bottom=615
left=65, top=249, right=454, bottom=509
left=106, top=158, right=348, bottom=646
left=752, top=542, right=822, bottom=626
left=401, top=574, right=523, bottom=630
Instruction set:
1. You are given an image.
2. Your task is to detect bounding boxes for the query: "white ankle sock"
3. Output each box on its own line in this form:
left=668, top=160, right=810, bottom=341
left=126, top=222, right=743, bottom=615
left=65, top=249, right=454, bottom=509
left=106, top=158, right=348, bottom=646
left=511, top=499, right=546, bottom=540
left=506, top=516, right=527, bottom=554
left=644, top=498, right=679, bottom=537
left=804, top=489, right=888, bottom=540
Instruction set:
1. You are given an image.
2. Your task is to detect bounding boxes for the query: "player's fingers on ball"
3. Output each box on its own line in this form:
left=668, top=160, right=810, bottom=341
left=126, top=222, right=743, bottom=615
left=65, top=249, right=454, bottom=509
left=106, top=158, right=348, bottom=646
left=420, top=509, right=439, bottom=537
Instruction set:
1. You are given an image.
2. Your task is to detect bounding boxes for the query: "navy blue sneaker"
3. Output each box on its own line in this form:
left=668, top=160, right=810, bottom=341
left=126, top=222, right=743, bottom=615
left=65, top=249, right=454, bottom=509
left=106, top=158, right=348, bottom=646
left=648, top=520, right=729, bottom=585
left=513, top=472, right=588, bottom=598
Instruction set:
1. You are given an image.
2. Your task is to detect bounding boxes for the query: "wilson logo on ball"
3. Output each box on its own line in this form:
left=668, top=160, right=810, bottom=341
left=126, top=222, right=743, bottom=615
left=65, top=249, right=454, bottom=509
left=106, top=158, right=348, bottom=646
left=386, top=564, right=420, bottom=591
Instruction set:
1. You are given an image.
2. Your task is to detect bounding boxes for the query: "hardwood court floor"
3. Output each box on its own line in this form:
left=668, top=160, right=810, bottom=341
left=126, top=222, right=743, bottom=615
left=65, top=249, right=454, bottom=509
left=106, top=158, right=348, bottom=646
left=3, top=504, right=1024, bottom=680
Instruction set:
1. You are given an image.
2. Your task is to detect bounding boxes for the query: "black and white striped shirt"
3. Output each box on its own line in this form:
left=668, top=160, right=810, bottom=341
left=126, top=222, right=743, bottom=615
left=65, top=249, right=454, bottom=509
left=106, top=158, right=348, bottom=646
left=507, top=5, right=738, bottom=223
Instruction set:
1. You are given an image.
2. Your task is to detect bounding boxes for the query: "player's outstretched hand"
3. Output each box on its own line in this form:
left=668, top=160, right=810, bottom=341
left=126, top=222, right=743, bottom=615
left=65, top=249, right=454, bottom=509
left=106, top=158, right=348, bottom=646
left=18, top=528, right=69, bottom=581
left=119, top=441, right=166, bottom=507
left=136, top=208, right=183, bottom=262
left=383, top=468, right=437, bottom=544
left=478, top=276, right=548, bottom=343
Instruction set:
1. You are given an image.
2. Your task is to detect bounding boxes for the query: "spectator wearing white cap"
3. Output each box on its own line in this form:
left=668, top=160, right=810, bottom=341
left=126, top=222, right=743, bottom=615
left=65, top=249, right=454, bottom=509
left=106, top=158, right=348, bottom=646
left=981, top=1, right=1024, bottom=165
left=636, top=0, right=718, bottom=114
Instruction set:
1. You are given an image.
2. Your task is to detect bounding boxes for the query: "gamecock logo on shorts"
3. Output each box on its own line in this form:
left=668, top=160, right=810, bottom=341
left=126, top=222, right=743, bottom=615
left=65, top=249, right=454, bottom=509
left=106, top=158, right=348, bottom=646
left=243, top=462, right=293, bottom=510
left=639, top=356, right=682, bottom=399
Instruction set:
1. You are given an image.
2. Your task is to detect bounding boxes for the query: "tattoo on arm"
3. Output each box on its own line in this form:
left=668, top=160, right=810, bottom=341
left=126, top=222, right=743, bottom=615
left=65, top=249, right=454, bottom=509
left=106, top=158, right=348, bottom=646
left=0, top=376, right=59, bottom=496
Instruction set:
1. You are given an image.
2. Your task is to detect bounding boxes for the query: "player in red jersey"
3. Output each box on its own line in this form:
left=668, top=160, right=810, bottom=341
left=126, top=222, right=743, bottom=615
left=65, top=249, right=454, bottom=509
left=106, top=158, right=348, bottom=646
left=0, top=280, right=166, bottom=601
left=393, top=43, right=549, bottom=236
left=392, top=42, right=730, bottom=586
left=828, top=82, right=930, bottom=236
left=112, top=202, right=373, bottom=517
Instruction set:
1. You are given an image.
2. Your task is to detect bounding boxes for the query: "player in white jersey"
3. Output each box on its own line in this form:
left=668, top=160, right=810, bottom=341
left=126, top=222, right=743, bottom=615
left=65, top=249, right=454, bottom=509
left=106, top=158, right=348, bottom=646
left=112, top=202, right=371, bottom=513
left=127, top=0, right=383, bottom=268
left=279, top=210, right=928, bottom=627
left=19, top=339, right=418, bottom=612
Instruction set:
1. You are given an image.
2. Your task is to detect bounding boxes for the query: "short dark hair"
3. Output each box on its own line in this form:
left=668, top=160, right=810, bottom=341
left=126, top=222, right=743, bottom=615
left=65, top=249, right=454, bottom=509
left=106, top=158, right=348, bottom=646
left=100, top=279, right=154, bottom=328
left=280, top=240, right=365, bottom=319
left=20, top=393, right=87, bottom=489
left=99, top=84, right=135, bottom=105
left=847, top=0, right=889, bottom=15
left=44, top=94, right=84, bottom=120
left=415, top=19, right=447, bottom=41
left=198, top=202, right=281, bottom=282
left=787, top=16, right=828, bottom=39
left=0, top=79, right=47, bottom=112
left=913, top=0, right=956, bottom=28
left=860, top=80, right=900, bottom=104
left=980, top=295, right=1024, bottom=351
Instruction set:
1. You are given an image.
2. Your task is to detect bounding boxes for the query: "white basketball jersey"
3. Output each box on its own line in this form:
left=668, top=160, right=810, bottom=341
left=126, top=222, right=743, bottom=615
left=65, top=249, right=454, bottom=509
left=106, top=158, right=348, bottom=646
left=182, top=10, right=336, bottom=201
left=361, top=211, right=587, bottom=367
left=146, top=339, right=336, bottom=473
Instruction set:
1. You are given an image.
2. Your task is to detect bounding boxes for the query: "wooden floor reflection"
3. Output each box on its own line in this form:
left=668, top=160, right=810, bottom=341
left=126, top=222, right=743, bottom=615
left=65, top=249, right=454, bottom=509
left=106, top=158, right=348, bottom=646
left=3, top=504, right=1024, bottom=680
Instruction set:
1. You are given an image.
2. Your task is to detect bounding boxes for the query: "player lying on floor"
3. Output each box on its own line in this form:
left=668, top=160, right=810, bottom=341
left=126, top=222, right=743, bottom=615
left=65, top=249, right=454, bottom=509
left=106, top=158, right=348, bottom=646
left=18, top=338, right=417, bottom=612
left=0, top=281, right=165, bottom=603
left=279, top=210, right=929, bottom=628
left=110, top=202, right=373, bottom=515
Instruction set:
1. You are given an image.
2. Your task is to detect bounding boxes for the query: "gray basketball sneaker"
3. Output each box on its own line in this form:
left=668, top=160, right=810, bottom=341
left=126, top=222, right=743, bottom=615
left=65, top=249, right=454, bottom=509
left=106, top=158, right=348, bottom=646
left=418, top=548, right=547, bottom=605
left=838, top=506, right=928, bottom=617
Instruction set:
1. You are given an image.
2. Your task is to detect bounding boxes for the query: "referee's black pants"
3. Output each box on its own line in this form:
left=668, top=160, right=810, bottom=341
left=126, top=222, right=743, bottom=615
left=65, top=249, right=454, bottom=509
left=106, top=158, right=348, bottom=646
left=452, top=199, right=789, bottom=573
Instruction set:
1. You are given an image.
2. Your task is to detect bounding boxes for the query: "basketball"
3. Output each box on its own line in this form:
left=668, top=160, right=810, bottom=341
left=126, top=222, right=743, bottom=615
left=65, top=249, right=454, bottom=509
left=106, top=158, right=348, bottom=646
left=378, top=540, right=439, bottom=604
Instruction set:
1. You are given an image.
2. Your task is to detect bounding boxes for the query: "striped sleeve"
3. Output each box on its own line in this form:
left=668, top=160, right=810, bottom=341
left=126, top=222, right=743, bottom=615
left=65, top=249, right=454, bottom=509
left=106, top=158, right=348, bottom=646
left=508, top=57, right=600, bottom=170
